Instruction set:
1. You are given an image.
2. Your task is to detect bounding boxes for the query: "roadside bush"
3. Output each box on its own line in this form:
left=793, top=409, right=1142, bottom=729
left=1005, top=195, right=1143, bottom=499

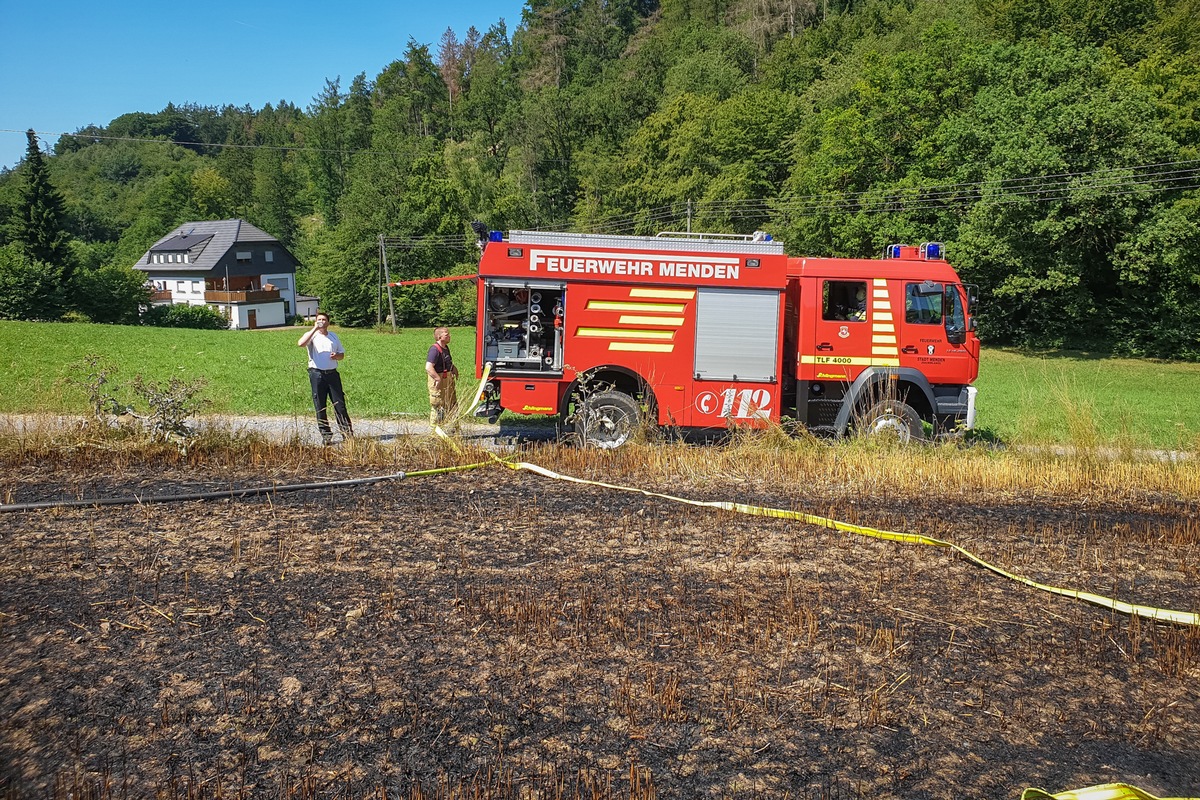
left=142, top=303, right=228, bottom=330
left=75, top=264, right=150, bottom=324
left=0, top=243, right=67, bottom=320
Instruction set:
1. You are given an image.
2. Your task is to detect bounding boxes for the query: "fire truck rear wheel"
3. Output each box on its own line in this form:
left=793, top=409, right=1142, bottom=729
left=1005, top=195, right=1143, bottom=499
left=576, top=390, right=641, bottom=449
left=860, top=400, right=925, bottom=442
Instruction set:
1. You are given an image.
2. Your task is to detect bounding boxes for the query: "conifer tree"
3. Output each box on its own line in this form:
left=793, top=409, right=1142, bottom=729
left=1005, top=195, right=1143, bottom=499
left=11, top=129, right=73, bottom=283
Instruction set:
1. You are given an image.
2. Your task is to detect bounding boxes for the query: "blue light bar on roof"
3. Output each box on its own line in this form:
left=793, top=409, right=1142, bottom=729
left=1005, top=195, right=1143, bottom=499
left=920, top=242, right=943, bottom=260
left=489, top=231, right=504, bottom=242
left=885, top=244, right=903, bottom=259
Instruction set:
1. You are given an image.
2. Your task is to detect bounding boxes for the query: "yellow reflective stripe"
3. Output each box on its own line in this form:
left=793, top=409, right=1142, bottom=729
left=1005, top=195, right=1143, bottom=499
left=800, top=355, right=901, bottom=367
left=872, top=335, right=897, bottom=345
left=497, top=461, right=1200, bottom=628
left=629, top=288, right=696, bottom=300
left=618, top=315, right=685, bottom=326
left=608, top=342, right=674, bottom=352
left=577, top=327, right=674, bottom=340
left=588, top=300, right=686, bottom=312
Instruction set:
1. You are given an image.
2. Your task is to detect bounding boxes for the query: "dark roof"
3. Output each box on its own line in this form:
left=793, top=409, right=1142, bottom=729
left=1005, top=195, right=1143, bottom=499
left=134, top=219, right=289, bottom=273
left=149, top=233, right=214, bottom=253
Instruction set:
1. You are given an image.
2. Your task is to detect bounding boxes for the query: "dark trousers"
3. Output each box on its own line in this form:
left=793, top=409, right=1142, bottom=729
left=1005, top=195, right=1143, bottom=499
left=308, top=368, right=353, bottom=440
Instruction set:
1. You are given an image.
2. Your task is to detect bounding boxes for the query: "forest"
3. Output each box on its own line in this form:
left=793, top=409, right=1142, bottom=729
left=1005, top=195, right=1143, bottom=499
left=1, top=0, right=1198, bottom=359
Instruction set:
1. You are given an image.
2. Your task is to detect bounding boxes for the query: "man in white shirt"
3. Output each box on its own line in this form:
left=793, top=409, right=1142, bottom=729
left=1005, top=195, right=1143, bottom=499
left=297, top=311, right=354, bottom=445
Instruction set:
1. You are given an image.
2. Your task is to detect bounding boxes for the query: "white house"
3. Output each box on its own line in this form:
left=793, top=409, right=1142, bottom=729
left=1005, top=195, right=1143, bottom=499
left=134, top=219, right=302, bottom=329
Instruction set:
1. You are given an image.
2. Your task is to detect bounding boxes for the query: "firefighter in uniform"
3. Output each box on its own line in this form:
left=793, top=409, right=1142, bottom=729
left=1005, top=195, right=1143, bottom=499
left=425, top=327, right=459, bottom=429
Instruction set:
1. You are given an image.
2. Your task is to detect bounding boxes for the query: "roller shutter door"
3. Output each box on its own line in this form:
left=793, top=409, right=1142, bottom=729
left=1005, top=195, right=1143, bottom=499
left=693, top=288, right=779, bottom=382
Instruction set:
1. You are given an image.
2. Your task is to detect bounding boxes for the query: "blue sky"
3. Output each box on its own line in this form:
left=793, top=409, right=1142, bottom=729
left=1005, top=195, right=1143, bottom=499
left=0, top=0, right=527, bottom=171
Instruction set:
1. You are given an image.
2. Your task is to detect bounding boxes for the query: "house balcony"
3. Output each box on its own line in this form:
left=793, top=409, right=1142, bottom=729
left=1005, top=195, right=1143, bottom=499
left=204, top=288, right=281, bottom=303
left=150, top=290, right=173, bottom=303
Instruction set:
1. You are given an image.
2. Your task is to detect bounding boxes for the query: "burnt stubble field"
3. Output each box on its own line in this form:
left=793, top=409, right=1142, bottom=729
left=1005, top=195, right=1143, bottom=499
left=2, top=442, right=1198, bottom=799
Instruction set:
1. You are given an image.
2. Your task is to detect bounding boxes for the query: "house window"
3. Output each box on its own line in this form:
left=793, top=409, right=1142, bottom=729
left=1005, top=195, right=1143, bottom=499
left=274, top=275, right=291, bottom=290
left=176, top=281, right=186, bottom=292
left=265, top=251, right=274, bottom=263
left=182, top=253, right=189, bottom=264
left=236, top=251, right=252, bottom=263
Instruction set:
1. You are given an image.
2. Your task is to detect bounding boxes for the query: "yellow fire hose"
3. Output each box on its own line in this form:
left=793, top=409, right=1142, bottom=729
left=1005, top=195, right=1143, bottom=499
left=1023, top=783, right=1197, bottom=800
left=493, top=458, right=1199, bottom=627
left=433, top=364, right=1197, bottom=628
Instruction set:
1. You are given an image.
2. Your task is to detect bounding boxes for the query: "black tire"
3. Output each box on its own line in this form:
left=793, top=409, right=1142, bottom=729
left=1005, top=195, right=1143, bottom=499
left=859, top=400, right=925, bottom=442
left=575, top=390, right=642, bottom=449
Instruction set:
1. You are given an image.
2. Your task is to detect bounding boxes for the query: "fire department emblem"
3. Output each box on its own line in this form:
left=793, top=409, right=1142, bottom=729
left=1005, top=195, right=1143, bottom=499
left=926, top=344, right=935, bottom=355
left=838, top=326, right=850, bottom=339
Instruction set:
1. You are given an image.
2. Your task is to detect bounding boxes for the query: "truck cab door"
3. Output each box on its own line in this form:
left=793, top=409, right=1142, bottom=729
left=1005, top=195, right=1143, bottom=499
left=897, top=281, right=976, bottom=384
left=804, top=278, right=873, bottom=382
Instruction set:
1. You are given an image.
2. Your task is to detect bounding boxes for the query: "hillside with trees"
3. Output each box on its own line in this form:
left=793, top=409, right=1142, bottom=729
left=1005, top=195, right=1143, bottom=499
left=1, top=0, right=1198, bottom=358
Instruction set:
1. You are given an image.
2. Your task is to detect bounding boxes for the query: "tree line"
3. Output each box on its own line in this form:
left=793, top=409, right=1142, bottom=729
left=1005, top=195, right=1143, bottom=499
left=1, top=0, right=1198, bottom=359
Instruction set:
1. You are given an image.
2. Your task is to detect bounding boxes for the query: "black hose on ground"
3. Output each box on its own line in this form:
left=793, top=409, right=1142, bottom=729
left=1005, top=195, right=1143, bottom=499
left=1, top=460, right=499, bottom=514
left=0, top=473, right=408, bottom=513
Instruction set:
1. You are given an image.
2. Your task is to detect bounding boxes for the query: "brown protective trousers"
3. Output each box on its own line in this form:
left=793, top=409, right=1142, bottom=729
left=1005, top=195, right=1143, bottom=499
left=428, top=372, right=458, bottom=428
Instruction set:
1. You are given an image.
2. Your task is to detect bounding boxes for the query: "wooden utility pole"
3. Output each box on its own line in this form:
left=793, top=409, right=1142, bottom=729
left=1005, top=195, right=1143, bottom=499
left=379, top=234, right=398, bottom=332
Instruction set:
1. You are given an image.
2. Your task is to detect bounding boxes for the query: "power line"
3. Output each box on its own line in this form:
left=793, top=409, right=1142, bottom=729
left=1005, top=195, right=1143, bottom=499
left=8, top=126, right=1200, bottom=184
left=0, top=128, right=420, bottom=158
left=7, top=126, right=1197, bottom=245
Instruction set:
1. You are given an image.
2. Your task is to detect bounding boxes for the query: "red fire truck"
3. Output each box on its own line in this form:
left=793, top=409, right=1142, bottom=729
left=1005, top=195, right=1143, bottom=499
left=472, top=229, right=979, bottom=447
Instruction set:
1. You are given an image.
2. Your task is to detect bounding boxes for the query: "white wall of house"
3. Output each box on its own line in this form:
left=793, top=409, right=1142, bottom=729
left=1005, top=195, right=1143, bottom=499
left=220, top=302, right=288, bottom=330
left=295, top=296, right=320, bottom=320
left=167, top=278, right=207, bottom=305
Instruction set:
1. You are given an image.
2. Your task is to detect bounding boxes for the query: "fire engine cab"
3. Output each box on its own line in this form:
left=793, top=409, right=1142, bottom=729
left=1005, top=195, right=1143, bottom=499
left=473, top=229, right=979, bottom=447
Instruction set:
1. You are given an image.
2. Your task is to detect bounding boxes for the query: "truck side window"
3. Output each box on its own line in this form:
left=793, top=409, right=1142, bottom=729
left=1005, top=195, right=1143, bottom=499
left=905, top=282, right=943, bottom=324
left=822, top=280, right=868, bottom=322
left=944, top=286, right=965, bottom=332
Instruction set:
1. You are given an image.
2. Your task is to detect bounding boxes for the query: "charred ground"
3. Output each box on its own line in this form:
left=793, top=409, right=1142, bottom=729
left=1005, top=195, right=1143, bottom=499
left=1, top=452, right=1198, bottom=799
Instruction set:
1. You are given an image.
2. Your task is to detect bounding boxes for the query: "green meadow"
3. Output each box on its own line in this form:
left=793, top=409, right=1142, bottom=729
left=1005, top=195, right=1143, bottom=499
left=5, top=320, right=1198, bottom=450
left=8, top=320, right=460, bottom=423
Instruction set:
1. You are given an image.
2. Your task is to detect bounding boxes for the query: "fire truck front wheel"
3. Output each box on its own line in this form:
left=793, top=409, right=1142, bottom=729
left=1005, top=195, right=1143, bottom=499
left=575, top=390, right=642, bottom=449
left=859, top=400, right=925, bottom=442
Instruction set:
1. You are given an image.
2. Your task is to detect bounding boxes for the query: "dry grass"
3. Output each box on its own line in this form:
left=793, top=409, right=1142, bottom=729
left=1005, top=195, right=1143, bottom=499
left=2, top=414, right=1197, bottom=505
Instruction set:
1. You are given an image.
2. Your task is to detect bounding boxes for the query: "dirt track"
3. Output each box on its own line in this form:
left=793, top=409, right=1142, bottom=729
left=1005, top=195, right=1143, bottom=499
left=1, top=455, right=1198, bottom=799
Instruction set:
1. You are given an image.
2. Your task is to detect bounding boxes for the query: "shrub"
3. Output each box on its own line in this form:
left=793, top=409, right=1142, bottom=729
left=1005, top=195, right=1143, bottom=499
left=75, top=264, right=151, bottom=324
left=142, top=303, right=228, bottom=330
left=0, top=243, right=67, bottom=320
